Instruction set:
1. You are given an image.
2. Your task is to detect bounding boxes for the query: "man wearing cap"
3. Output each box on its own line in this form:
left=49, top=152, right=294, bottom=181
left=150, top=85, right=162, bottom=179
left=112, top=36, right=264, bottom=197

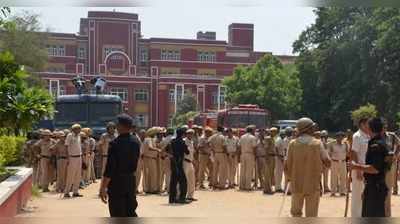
left=98, top=122, right=117, bottom=176
left=24, top=131, right=41, bottom=186
left=80, top=132, right=90, bottom=186
left=142, top=127, right=162, bottom=194
left=328, top=132, right=348, bottom=196
left=34, top=129, right=56, bottom=192
left=283, top=127, right=294, bottom=193
left=265, top=128, right=277, bottom=193
left=184, top=129, right=197, bottom=201
left=50, top=131, right=68, bottom=193
left=198, top=127, right=214, bottom=189
left=209, top=126, right=228, bottom=189
left=238, top=125, right=258, bottom=191
left=100, top=114, right=141, bottom=217
left=255, top=129, right=267, bottom=190
left=192, top=125, right=202, bottom=186
left=285, top=118, right=331, bottom=217
left=224, top=128, right=239, bottom=188
left=274, top=130, right=286, bottom=193
left=64, top=124, right=83, bottom=198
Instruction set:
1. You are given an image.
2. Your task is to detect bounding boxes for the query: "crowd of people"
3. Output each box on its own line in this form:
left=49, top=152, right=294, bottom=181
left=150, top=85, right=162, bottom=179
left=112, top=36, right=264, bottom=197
left=23, top=115, right=400, bottom=217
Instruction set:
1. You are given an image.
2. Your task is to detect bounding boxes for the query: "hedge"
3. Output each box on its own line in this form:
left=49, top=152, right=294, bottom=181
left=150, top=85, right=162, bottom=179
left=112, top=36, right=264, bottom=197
left=0, top=136, right=26, bottom=166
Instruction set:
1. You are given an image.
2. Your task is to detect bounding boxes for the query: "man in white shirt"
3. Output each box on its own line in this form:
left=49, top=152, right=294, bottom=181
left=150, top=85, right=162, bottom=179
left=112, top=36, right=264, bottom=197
left=328, top=132, right=348, bottom=196
left=351, top=118, right=370, bottom=217
left=64, top=124, right=83, bottom=198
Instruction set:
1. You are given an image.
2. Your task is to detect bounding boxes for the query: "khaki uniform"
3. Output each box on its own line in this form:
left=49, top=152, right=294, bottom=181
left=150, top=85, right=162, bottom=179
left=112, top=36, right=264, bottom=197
left=264, top=137, right=276, bottom=193
left=285, top=135, right=326, bottom=217
left=238, top=133, right=257, bottom=190
left=24, top=140, right=40, bottom=185
left=275, top=136, right=286, bottom=191
left=159, top=135, right=173, bottom=192
left=193, top=134, right=200, bottom=184
left=209, top=132, right=228, bottom=188
left=198, top=136, right=213, bottom=186
left=136, top=137, right=144, bottom=192
left=35, top=139, right=56, bottom=190
left=255, top=137, right=267, bottom=189
left=64, top=133, right=82, bottom=195
left=81, top=139, right=90, bottom=183
left=98, top=133, right=116, bottom=176
left=384, top=132, right=399, bottom=217
left=225, top=136, right=239, bottom=186
left=87, top=137, right=96, bottom=182
left=321, top=139, right=330, bottom=191
left=184, top=138, right=196, bottom=198
left=328, top=142, right=347, bottom=194
left=142, top=137, right=159, bottom=193
left=50, top=140, right=68, bottom=192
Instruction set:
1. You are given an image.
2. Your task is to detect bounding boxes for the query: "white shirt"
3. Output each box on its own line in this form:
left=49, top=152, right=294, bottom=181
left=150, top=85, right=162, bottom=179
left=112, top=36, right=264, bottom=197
left=352, top=130, right=369, bottom=164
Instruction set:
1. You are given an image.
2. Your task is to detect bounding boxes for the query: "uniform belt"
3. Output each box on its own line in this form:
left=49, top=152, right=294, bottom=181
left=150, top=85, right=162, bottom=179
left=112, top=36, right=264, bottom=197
left=102, top=155, right=108, bottom=157
left=214, top=152, right=225, bottom=154
left=332, top=159, right=346, bottom=162
left=69, top=155, right=81, bottom=158
left=184, top=158, right=192, bottom=163
left=268, top=153, right=277, bottom=156
left=143, top=156, right=157, bottom=159
left=200, top=152, right=210, bottom=155
left=57, top=156, right=67, bottom=159
left=40, top=155, right=51, bottom=159
left=256, top=155, right=266, bottom=158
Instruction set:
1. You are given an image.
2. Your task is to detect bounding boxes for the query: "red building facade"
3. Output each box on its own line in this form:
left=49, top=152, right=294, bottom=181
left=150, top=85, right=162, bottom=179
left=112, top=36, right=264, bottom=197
left=38, top=11, right=295, bottom=128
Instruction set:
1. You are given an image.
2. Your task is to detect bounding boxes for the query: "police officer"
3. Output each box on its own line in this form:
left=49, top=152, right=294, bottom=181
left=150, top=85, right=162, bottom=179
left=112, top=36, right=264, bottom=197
left=209, top=126, right=228, bottom=189
left=285, top=118, right=331, bottom=217
left=168, top=127, right=190, bottom=204
left=238, top=125, right=258, bottom=191
left=34, top=129, right=56, bottom=192
left=98, top=122, right=117, bottom=176
left=99, top=114, right=140, bottom=217
left=50, top=131, right=68, bottom=193
left=350, top=117, right=392, bottom=217
left=64, top=124, right=83, bottom=198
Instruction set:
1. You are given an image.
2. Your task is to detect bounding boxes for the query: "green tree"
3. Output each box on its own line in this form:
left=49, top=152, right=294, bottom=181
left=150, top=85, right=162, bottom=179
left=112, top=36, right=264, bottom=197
left=223, top=54, right=302, bottom=120
left=0, top=52, right=54, bottom=136
left=0, top=11, right=48, bottom=71
left=351, top=103, right=378, bottom=126
left=172, top=94, right=199, bottom=127
left=294, top=8, right=400, bottom=130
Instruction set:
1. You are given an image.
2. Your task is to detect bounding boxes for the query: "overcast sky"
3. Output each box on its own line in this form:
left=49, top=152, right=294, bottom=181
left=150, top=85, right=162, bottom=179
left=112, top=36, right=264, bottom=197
left=11, top=6, right=316, bottom=55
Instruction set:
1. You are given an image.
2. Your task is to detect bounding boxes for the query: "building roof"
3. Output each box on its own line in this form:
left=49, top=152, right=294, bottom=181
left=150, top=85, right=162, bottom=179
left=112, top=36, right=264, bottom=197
left=148, top=37, right=227, bottom=46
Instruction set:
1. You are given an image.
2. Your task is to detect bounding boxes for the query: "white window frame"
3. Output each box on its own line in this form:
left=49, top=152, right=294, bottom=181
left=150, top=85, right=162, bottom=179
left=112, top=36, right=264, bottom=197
left=169, top=89, right=175, bottom=102
left=109, top=87, right=128, bottom=102
left=134, top=89, right=149, bottom=102
left=49, top=80, right=60, bottom=98
left=174, top=84, right=184, bottom=113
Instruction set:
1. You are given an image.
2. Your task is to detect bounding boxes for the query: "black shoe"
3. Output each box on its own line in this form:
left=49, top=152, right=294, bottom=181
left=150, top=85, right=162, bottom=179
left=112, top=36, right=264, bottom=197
left=72, top=193, right=83, bottom=197
left=393, top=191, right=398, bottom=195
left=176, top=199, right=191, bottom=204
left=276, top=189, right=284, bottom=193
left=64, top=193, right=70, bottom=198
left=187, top=198, right=198, bottom=201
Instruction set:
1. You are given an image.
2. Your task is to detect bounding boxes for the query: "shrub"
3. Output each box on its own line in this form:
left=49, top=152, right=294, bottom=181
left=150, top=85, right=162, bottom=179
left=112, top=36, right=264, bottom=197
left=0, top=136, right=26, bottom=166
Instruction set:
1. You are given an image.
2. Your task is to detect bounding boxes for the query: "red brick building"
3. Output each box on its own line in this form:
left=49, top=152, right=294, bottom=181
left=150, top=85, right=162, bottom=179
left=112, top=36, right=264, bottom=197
left=38, top=11, right=294, bottom=128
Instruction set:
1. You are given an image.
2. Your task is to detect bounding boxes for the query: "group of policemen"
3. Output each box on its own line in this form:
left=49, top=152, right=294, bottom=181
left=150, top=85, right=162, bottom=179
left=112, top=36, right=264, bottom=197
left=23, top=115, right=400, bottom=218
left=24, top=124, right=104, bottom=197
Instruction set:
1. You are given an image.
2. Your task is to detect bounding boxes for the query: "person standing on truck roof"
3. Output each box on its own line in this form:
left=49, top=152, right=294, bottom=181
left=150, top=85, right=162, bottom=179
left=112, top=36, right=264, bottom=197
left=98, top=122, right=117, bottom=176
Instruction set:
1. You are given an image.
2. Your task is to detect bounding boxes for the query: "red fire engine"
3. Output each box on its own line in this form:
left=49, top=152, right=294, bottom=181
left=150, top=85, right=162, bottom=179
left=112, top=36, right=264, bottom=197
left=193, top=104, right=270, bottom=129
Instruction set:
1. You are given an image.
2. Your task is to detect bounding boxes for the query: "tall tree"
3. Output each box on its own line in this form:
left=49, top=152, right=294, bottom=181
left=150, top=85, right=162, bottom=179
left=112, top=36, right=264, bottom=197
left=223, top=54, right=302, bottom=120
left=294, top=8, right=400, bottom=130
left=0, top=52, right=54, bottom=135
left=0, top=11, right=48, bottom=71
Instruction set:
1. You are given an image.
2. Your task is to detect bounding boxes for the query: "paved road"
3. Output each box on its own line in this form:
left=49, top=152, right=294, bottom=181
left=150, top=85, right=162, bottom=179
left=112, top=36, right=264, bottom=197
left=18, top=182, right=400, bottom=217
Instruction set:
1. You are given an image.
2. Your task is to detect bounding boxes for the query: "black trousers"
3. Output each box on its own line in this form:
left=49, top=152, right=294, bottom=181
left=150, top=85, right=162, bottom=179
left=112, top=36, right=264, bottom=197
left=362, top=183, right=388, bottom=217
left=108, top=192, right=138, bottom=217
left=169, top=161, right=187, bottom=203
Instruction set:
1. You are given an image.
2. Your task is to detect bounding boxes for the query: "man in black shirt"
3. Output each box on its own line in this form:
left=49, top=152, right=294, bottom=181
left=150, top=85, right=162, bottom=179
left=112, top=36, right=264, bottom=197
left=350, top=117, right=393, bottom=217
left=99, top=114, right=141, bottom=217
left=168, top=127, right=190, bottom=204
